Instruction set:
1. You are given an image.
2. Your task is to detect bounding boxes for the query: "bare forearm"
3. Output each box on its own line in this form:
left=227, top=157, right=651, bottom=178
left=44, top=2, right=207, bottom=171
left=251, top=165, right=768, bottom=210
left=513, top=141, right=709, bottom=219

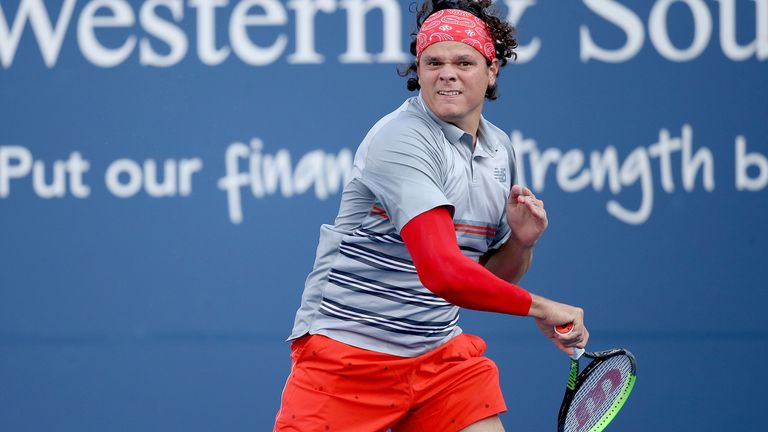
left=492, top=185, right=548, bottom=282
left=483, top=239, right=534, bottom=284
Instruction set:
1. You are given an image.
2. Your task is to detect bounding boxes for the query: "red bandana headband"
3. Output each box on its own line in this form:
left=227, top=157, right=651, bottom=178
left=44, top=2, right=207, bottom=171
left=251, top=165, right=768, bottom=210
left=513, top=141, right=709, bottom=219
left=416, top=9, right=496, bottom=61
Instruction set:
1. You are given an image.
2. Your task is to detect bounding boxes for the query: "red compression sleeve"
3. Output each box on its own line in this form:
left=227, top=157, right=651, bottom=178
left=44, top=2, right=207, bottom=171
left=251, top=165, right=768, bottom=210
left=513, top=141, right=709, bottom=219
left=400, top=207, right=533, bottom=316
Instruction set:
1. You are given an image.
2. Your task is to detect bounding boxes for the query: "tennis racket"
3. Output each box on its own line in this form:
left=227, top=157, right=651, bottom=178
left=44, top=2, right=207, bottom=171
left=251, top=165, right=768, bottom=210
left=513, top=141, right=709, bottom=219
left=553, top=323, right=636, bottom=432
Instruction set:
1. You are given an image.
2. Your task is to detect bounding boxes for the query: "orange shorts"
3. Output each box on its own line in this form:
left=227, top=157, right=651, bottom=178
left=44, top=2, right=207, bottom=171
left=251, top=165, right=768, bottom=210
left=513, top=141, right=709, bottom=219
left=274, top=333, right=507, bottom=432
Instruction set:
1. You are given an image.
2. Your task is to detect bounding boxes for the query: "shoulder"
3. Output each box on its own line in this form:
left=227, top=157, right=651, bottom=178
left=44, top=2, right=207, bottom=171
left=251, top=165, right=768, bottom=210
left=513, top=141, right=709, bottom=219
left=364, top=100, right=445, bottom=157
left=482, top=117, right=516, bottom=160
left=483, top=118, right=508, bottom=140
left=352, top=98, right=446, bottom=174
left=375, top=101, right=442, bottom=145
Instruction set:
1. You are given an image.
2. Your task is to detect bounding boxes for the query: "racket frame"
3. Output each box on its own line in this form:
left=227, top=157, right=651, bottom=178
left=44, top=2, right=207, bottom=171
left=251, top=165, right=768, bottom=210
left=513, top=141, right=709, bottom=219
left=557, top=348, right=637, bottom=432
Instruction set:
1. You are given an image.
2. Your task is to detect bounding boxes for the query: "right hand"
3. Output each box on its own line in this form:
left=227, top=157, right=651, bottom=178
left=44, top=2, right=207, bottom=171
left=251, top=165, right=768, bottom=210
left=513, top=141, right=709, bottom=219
left=527, top=294, right=589, bottom=355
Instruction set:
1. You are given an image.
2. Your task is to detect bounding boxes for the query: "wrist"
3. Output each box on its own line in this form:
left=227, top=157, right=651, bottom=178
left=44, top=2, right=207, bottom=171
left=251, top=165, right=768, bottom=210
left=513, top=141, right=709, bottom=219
left=527, top=294, right=547, bottom=319
left=507, top=232, right=539, bottom=249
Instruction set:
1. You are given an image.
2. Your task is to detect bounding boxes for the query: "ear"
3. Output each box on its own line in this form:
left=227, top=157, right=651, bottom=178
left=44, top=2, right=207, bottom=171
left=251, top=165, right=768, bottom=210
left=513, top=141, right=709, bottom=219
left=415, top=61, right=422, bottom=85
left=488, top=58, right=500, bottom=86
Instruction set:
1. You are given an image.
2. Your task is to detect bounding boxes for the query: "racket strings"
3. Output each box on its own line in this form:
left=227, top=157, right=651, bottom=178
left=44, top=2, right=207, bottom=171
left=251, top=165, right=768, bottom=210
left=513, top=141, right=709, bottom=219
left=564, top=355, right=633, bottom=432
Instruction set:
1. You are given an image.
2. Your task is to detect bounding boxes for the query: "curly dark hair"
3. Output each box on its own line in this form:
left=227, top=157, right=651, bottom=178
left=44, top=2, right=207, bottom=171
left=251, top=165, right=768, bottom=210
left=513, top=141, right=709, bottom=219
left=398, top=0, right=518, bottom=100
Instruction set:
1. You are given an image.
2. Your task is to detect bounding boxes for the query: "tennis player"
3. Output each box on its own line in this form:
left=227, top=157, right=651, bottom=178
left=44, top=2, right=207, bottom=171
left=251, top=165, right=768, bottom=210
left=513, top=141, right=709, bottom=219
left=274, top=1, right=588, bottom=430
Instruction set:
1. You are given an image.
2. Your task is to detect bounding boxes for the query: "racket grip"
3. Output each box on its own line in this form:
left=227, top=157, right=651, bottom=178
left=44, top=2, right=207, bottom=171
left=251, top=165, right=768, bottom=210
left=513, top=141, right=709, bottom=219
left=571, top=347, right=585, bottom=360
left=554, top=324, right=585, bottom=360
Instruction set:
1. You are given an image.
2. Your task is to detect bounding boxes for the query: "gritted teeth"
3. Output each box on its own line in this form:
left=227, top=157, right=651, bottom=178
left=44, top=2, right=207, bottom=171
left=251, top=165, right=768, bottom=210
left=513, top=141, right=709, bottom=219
left=438, top=90, right=461, bottom=96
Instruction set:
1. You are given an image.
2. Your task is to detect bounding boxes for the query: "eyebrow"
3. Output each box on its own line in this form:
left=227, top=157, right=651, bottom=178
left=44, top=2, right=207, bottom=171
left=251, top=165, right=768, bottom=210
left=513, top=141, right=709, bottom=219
left=423, top=54, right=477, bottom=62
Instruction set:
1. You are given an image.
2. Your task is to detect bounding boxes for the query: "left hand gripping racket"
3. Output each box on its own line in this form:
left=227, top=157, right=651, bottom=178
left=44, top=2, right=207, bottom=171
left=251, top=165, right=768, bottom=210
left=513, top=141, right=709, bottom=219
left=554, top=324, right=637, bottom=432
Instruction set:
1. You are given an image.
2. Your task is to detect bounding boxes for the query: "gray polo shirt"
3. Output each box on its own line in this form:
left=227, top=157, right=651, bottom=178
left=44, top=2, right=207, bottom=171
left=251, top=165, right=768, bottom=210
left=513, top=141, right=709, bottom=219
left=288, top=95, right=518, bottom=357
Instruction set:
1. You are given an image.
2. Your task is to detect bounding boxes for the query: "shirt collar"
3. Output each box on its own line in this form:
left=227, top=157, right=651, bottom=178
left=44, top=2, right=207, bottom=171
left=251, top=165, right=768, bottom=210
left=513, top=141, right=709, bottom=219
left=416, top=94, right=499, bottom=158
left=477, top=116, right=500, bottom=156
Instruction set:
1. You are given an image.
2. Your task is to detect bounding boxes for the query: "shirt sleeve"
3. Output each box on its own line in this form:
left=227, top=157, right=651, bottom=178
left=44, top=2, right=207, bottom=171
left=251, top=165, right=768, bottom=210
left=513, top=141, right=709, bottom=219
left=489, top=211, right=512, bottom=250
left=358, top=117, right=454, bottom=232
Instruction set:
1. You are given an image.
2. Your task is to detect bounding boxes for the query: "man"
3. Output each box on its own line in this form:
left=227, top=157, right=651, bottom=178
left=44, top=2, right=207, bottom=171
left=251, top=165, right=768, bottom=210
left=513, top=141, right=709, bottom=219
left=274, top=1, right=588, bottom=430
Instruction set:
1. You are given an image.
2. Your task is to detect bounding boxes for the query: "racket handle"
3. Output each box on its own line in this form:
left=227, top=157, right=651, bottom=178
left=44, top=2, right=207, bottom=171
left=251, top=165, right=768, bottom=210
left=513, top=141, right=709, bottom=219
left=571, top=347, right=585, bottom=360
left=554, top=323, right=585, bottom=360
left=554, top=323, right=574, bottom=335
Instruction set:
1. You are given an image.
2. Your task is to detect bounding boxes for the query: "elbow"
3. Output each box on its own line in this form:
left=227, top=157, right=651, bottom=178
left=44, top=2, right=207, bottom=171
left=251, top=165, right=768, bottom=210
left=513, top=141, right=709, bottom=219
left=415, top=261, right=458, bottom=298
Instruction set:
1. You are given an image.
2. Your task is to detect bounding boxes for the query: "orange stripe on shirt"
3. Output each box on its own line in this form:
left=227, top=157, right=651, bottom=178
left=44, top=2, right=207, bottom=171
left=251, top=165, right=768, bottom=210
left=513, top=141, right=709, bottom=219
left=371, top=206, right=389, bottom=220
left=454, top=223, right=496, bottom=235
left=455, top=228, right=496, bottom=237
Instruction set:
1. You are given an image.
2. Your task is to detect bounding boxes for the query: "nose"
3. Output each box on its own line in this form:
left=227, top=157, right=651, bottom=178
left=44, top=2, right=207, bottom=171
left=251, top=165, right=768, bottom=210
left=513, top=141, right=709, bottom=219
left=438, top=64, right=458, bottom=82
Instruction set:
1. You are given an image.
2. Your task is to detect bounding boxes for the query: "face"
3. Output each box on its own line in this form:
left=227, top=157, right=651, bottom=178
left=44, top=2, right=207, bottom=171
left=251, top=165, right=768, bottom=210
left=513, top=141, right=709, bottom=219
left=417, top=41, right=499, bottom=135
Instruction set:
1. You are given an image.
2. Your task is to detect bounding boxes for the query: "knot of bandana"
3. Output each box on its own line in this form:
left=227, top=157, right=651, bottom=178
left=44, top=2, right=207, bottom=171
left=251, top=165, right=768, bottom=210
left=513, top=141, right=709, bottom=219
left=416, top=9, right=496, bottom=61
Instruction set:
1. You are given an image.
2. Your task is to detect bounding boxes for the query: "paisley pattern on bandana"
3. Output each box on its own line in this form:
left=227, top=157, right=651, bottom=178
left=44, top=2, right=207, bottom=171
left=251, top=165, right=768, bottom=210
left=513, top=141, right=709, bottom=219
left=416, top=9, right=495, bottom=61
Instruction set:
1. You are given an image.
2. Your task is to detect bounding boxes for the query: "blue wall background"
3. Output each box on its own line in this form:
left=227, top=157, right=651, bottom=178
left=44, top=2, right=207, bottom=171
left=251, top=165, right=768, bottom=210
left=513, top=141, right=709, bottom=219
left=1, top=0, right=767, bottom=430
